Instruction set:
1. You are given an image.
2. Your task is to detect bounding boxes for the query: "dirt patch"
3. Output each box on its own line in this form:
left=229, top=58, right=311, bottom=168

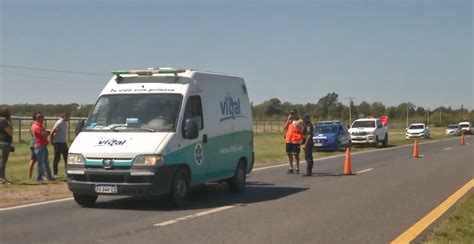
left=0, top=183, right=72, bottom=208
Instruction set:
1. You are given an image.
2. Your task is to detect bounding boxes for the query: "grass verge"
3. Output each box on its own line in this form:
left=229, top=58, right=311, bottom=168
left=424, top=192, right=474, bottom=243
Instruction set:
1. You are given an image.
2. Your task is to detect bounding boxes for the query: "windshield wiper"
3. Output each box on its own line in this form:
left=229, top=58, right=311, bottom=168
left=109, top=125, right=155, bottom=132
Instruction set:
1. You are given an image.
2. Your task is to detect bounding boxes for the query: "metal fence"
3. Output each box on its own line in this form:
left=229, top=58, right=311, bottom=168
left=10, top=116, right=87, bottom=143
left=9, top=117, right=420, bottom=142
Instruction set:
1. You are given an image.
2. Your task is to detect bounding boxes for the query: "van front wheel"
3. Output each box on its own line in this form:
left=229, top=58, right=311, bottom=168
left=169, top=168, right=189, bottom=208
left=73, top=193, right=97, bottom=207
left=228, top=161, right=246, bottom=193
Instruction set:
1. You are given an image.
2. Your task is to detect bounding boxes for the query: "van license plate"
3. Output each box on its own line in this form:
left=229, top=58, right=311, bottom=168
left=314, top=143, right=323, bottom=147
left=95, top=185, right=117, bottom=194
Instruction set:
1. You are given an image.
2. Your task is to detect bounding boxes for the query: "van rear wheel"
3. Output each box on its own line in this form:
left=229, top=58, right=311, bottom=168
left=73, top=193, right=97, bottom=207
left=228, top=161, right=246, bottom=193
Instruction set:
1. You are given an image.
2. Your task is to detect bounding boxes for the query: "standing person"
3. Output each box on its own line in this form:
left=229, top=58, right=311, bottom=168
left=302, top=114, right=314, bottom=177
left=283, top=109, right=303, bottom=174
left=28, top=113, right=38, bottom=179
left=32, top=112, right=54, bottom=182
left=50, top=112, right=70, bottom=177
left=0, top=108, right=13, bottom=184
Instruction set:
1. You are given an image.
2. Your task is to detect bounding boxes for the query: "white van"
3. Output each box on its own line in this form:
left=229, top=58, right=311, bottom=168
left=67, top=68, right=254, bottom=207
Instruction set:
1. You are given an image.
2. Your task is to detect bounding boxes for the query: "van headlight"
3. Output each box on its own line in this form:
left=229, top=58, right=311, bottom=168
left=133, top=155, right=164, bottom=166
left=68, top=154, right=86, bottom=165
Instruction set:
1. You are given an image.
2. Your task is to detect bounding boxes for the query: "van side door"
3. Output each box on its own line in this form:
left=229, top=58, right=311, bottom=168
left=182, top=96, right=208, bottom=184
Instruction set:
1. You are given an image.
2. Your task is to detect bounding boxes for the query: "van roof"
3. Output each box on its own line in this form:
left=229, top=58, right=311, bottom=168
left=112, top=68, right=241, bottom=79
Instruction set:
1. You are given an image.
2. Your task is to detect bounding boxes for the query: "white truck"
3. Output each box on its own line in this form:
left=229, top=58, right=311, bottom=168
left=348, top=118, right=389, bottom=147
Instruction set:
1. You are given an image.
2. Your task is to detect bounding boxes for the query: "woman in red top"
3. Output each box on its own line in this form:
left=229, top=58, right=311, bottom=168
left=31, top=113, right=54, bottom=182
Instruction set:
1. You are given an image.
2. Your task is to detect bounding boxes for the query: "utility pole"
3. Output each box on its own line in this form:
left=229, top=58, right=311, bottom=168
left=406, top=104, right=409, bottom=128
left=439, top=110, right=442, bottom=124
left=345, top=97, right=355, bottom=126
left=427, top=108, right=430, bottom=127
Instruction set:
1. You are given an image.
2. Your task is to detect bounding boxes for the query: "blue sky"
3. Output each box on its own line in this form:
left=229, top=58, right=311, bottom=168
left=0, top=0, right=472, bottom=109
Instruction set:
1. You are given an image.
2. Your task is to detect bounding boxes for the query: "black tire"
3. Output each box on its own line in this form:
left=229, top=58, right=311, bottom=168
left=73, top=193, right=97, bottom=207
left=373, top=136, right=379, bottom=148
left=228, top=161, right=246, bottom=193
left=382, top=134, right=388, bottom=147
left=169, top=168, right=189, bottom=208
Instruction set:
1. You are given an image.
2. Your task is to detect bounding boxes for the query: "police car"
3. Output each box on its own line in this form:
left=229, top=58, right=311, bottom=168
left=312, top=121, right=351, bottom=151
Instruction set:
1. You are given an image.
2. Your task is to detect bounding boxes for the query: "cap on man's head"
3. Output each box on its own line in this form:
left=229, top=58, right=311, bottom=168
left=303, top=114, right=310, bottom=121
left=289, top=109, right=297, bottom=114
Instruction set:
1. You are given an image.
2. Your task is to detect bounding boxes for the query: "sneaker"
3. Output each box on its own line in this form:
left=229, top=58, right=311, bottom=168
left=53, top=174, right=59, bottom=178
left=302, top=172, right=312, bottom=177
left=295, top=169, right=300, bottom=174
left=287, top=169, right=294, bottom=174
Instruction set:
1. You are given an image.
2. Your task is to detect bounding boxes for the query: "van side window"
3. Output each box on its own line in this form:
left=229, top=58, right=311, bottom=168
left=183, top=96, right=203, bottom=130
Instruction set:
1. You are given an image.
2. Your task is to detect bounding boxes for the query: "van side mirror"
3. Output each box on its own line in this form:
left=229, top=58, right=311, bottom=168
left=184, top=119, right=199, bottom=140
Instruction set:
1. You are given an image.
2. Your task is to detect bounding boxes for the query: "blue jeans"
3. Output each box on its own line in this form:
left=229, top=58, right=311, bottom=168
left=304, top=143, right=314, bottom=173
left=0, top=142, right=11, bottom=178
left=35, top=146, right=53, bottom=181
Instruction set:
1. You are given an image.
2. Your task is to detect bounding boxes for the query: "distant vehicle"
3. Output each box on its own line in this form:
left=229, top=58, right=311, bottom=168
left=405, top=123, right=430, bottom=139
left=458, top=121, right=472, bottom=134
left=445, top=124, right=462, bottom=136
left=312, top=121, right=351, bottom=151
left=349, top=118, right=389, bottom=147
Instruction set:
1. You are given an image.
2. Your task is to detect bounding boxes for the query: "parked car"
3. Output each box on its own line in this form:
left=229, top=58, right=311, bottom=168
left=312, top=121, right=351, bottom=151
left=405, top=123, right=430, bottom=139
left=458, top=121, right=472, bottom=134
left=445, top=124, right=462, bottom=136
left=348, top=118, right=389, bottom=147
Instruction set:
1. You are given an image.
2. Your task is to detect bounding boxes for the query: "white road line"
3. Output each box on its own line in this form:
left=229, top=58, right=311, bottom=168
left=443, top=147, right=452, bottom=151
left=0, top=197, right=73, bottom=212
left=356, top=168, right=373, bottom=174
left=154, top=204, right=241, bottom=227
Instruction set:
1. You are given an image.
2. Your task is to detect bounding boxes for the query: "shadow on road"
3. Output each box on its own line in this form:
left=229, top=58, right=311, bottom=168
left=90, top=181, right=308, bottom=211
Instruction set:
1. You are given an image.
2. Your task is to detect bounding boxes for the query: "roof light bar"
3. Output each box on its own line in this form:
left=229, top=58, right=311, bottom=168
left=112, top=68, right=186, bottom=76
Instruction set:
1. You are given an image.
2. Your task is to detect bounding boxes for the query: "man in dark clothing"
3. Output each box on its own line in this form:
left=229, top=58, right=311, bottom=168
left=302, top=114, right=314, bottom=177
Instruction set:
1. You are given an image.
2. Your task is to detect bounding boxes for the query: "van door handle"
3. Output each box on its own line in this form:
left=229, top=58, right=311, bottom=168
left=203, top=134, right=208, bottom=143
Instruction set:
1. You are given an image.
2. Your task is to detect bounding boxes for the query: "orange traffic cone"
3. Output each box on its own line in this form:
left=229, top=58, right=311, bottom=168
left=343, top=147, right=352, bottom=175
left=460, top=133, right=465, bottom=145
left=412, top=139, right=420, bottom=158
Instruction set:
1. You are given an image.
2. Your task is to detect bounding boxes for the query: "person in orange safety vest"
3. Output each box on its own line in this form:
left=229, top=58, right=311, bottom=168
left=283, top=109, right=303, bottom=174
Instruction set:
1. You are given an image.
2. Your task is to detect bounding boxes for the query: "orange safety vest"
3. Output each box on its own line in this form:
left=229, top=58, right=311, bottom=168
left=285, top=123, right=303, bottom=144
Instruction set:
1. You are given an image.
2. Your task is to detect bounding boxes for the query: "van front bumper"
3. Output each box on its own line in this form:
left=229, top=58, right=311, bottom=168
left=67, top=165, right=179, bottom=196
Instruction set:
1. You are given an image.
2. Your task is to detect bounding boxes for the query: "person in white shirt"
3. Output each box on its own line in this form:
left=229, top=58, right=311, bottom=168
left=50, top=112, right=70, bottom=177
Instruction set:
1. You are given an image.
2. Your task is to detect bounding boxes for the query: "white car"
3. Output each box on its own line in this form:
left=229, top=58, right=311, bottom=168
left=349, top=118, right=389, bottom=147
left=405, top=123, right=430, bottom=139
left=445, top=124, right=462, bottom=136
left=458, top=121, right=472, bottom=134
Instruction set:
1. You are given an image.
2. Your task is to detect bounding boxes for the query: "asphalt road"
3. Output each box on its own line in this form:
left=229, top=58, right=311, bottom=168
left=1, top=137, right=472, bottom=244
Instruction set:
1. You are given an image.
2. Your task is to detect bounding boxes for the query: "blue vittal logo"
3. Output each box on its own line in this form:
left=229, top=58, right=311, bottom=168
left=220, top=93, right=245, bottom=121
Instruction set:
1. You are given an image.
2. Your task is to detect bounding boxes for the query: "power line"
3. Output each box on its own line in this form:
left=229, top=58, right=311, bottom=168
left=0, top=64, right=109, bottom=76
left=0, top=72, right=106, bottom=84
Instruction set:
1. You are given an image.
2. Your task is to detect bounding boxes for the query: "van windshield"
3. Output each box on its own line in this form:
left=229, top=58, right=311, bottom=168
left=85, top=94, right=181, bottom=132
